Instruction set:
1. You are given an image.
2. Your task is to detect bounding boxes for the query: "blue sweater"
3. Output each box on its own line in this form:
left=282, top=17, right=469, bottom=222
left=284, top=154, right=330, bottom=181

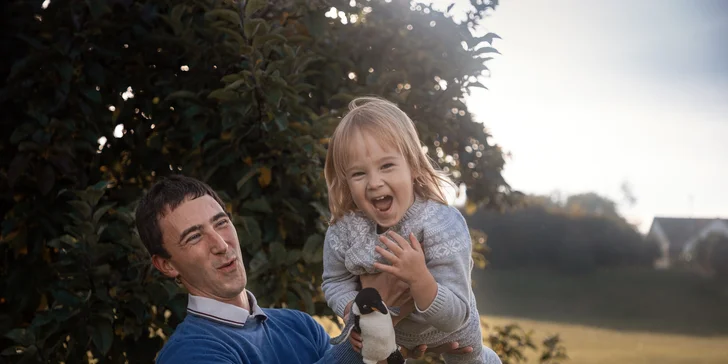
left=157, top=308, right=360, bottom=364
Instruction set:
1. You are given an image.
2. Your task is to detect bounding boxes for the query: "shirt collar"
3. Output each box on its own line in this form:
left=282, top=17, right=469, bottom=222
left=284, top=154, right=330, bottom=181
left=186, top=290, right=268, bottom=327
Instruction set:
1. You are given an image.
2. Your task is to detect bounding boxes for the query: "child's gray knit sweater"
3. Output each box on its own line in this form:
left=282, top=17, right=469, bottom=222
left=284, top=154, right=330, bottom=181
left=322, top=198, right=485, bottom=360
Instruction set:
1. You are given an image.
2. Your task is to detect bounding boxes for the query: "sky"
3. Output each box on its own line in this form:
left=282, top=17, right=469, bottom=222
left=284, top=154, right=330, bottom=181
left=424, top=0, right=728, bottom=232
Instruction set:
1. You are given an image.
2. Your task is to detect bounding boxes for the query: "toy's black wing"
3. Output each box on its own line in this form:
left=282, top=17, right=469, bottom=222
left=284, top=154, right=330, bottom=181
left=329, top=313, right=358, bottom=345
left=387, top=347, right=405, bottom=364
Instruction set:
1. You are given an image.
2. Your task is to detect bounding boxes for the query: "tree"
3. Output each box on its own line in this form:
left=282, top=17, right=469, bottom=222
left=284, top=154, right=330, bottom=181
left=0, top=0, right=556, bottom=362
left=467, top=193, right=659, bottom=272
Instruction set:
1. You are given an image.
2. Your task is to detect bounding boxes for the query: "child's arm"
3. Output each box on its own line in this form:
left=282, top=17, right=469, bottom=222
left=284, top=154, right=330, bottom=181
left=374, top=205, right=473, bottom=333
left=321, top=223, right=360, bottom=319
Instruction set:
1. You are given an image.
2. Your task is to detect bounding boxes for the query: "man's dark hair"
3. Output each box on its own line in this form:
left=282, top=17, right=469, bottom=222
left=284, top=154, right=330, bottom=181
left=135, top=174, right=226, bottom=258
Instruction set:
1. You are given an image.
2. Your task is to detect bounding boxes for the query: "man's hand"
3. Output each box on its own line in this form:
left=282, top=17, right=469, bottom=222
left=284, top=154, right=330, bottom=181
left=401, top=342, right=474, bottom=359
left=360, top=271, right=415, bottom=326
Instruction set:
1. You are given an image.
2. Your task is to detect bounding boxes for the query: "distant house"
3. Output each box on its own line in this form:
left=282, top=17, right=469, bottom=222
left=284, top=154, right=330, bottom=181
left=647, top=217, right=728, bottom=269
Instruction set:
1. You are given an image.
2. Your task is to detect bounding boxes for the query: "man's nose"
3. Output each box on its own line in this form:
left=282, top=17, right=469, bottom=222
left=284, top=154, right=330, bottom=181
left=209, top=231, right=228, bottom=254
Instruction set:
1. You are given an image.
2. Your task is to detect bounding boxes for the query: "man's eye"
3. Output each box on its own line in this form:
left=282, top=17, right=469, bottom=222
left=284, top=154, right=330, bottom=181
left=382, top=163, right=394, bottom=169
left=216, top=219, right=228, bottom=227
left=186, top=234, right=202, bottom=243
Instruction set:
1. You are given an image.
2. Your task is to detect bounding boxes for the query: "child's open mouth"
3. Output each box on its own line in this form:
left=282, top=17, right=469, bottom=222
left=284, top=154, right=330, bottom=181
left=371, top=195, right=393, bottom=212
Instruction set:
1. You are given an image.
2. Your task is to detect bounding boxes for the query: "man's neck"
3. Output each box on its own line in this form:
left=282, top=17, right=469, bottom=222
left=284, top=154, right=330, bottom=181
left=188, top=289, right=251, bottom=312
left=222, top=290, right=250, bottom=311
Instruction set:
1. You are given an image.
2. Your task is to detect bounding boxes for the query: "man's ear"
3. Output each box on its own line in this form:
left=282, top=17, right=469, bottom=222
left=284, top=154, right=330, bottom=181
left=152, top=255, right=179, bottom=279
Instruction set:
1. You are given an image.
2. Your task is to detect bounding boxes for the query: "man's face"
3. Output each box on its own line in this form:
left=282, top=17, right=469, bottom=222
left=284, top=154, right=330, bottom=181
left=153, top=195, right=246, bottom=302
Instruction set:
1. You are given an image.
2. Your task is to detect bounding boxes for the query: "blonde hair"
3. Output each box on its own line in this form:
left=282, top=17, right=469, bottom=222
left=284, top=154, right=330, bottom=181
left=324, top=96, right=454, bottom=224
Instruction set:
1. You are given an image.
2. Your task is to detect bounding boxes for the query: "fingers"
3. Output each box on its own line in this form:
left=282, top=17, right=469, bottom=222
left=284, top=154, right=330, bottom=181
left=428, top=341, right=459, bottom=354
left=449, top=347, right=474, bottom=354
left=349, top=331, right=362, bottom=353
left=378, top=233, right=404, bottom=255
left=408, top=232, right=423, bottom=252
left=372, top=262, right=396, bottom=275
left=374, top=246, right=398, bottom=264
left=386, top=231, right=412, bottom=251
left=402, top=345, right=427, bottom=359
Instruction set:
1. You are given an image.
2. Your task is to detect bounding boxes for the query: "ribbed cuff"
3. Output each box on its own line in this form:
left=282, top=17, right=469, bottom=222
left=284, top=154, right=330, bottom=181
left=414, top=283, right=446, bottom=318
left=335, top=291, right=359, bottom=318
left=327, top=341, right=362, bottom=363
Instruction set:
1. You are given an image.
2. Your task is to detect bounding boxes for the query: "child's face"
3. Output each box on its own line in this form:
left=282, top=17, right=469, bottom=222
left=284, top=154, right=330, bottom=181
left=345, top=131, right=415, bottom=229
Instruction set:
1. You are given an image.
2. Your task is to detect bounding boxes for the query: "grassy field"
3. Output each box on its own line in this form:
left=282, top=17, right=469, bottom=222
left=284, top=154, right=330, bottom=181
left=472, top=268, right=728, bottom=337
left=484, top=315, right=728, bottom=364
left=318, top=268, right=728, bottom=363
left=474, top=268, right=728, bottom=363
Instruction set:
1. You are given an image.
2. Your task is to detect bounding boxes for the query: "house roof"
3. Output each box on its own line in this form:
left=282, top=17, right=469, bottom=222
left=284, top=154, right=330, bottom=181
left=651, top=217, right=728, bottom=250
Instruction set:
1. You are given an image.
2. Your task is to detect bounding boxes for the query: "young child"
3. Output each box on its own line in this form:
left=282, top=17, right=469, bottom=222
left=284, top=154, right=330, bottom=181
left=321, top=97, right=488, bottom=363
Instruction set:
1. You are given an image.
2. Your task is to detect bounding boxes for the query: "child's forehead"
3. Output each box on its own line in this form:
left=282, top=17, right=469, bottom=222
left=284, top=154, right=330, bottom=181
left=346, top=130, right=401, bottom=158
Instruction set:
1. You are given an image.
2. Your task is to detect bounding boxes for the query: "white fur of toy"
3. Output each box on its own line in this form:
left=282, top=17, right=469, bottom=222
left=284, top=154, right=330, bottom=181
left=353, top=303, right=399, bottom=364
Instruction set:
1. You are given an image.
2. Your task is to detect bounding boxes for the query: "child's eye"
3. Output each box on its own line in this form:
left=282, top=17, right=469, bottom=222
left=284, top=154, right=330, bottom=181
left=351, top=172, right=364, bottom=178
left=382, top=163, right=394, bottom=169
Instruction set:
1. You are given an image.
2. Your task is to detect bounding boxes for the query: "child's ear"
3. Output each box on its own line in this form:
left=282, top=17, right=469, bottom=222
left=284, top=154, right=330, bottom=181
left=152, top=255, right=179, bottom=279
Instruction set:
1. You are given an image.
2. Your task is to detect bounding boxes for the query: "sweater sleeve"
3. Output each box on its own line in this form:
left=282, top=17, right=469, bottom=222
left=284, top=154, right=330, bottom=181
left=294, top=309, right=363, bottom=364
left=414, top=204, right=474, bottom=333
left=321, top=223, right=360, bottom=318
left=156, top=336, right=237, bottom=364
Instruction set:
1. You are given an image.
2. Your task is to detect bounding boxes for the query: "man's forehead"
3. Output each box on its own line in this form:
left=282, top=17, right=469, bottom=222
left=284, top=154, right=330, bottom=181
left=161, top=195, right=224, bottom=224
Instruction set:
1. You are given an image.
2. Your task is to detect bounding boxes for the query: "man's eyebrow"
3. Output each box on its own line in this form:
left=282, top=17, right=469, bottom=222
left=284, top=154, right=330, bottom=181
left=211, top=212, right=228, bottom=222
left=179, top=225, right=202, bottom=244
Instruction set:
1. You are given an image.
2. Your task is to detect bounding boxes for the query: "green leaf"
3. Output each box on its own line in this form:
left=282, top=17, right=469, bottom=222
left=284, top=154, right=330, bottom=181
left=90, top=319, right=113, bottom=355
left=253, top=34, right=286, bottom=49
left=205, top=9, right=241, bottom=26
left=291, top=283, right=314, bottom=314
left=473, top=46, right=500, bottom=56
left=268, top=242, right=286, bottom=266
left=286, top=249, right=302, bottom=265
left=4, top=329, right=35, bottom=347
left=245, top=0, right=267, bottom=19
left=10, top=123, right=35, bottom=144
left=274, top=114, right=288, bottom=131
left=236, top=169, right=258, bottom=191
left=244, top=19, right=267, bottom=38
left=224, top=79, right=248, bottom=91
left=164, top=90, right=199, bottom=102
left=59, top=235, right=78, bottom=245
left=249, top=251, right=268, bottom=275
left=468, top=81, right=488, bottom=90
left=52, top=290, right=81, bottom=306
left=221, top=73, right=244, bottom=83
left=242, top=197, right=272, bottom=213
left=302, top=234, right=324, bottom=264
left=309, top=202, right=330, bottom=221
left=478, top=32, right=501, bottom=45
left=68, top=200, right=92, bottom=219
left=208, top=89, right=238, bottom=102
left=93, top=202, right=116, bottom=224
left=1, top=345, right=24, bottom=356
left=235, top=216, right=262, bottom=252
left=85, top=0, right=111, bottom=19
left=82, top=87, right=102, bottom=104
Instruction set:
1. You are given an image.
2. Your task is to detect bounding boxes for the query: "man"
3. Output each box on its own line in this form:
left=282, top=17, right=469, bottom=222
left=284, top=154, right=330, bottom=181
left=135, top=174, right=478, bottom=363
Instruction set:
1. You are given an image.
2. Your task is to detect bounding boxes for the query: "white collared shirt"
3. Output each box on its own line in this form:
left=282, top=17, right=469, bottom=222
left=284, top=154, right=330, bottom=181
left=186, top=290, right=268, bottom=327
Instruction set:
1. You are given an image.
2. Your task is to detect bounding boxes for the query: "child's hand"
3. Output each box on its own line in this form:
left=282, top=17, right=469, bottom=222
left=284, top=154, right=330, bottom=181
left=373, top=231, right=430, bottom=286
